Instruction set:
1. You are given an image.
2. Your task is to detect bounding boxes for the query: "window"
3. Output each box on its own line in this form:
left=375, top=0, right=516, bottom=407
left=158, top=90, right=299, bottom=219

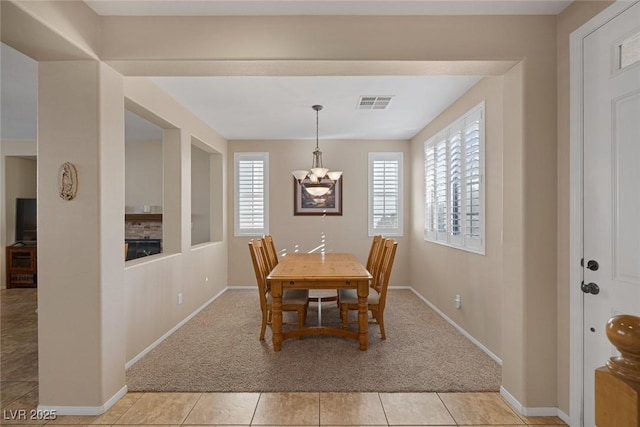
left=234, top=152, right=269, bottom=236
left=369, top=152, right=403, bottom=236
left=424, top=102, right=484, bottom=254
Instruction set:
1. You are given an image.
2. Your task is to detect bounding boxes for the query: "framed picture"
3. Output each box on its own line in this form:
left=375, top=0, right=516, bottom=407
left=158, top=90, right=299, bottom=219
left=293, top=177, right=343, bottom=216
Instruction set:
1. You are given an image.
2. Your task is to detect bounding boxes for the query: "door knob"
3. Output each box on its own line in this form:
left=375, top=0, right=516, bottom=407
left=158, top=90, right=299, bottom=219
left=581, top=281, right=600, bottom=295
left=586, top=260, right=599, bottom=271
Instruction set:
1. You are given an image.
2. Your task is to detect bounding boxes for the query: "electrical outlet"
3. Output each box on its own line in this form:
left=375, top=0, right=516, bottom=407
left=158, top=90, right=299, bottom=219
left=455, top=294, right=461, bottom=309
left=178, top=293, right=183, bottom=305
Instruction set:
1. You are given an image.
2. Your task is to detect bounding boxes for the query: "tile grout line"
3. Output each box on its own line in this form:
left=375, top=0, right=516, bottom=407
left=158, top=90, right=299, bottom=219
left=249, top=392, right=262, bottom=426
left=179, top=392, right=204, bottom=425
left=435, top=392, right=460, bottom=426
left=376, top=392, right=390, bottom=427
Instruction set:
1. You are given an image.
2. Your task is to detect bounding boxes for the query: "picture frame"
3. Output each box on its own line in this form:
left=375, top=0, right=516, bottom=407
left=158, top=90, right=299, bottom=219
left=293, top=177, right=343, bottom=216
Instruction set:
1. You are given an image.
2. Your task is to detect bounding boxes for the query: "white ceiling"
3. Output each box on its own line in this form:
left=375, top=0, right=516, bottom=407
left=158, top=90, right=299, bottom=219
left=1, top=0, right=573, bottom=141
left=149, top=75, right=482, bottom=140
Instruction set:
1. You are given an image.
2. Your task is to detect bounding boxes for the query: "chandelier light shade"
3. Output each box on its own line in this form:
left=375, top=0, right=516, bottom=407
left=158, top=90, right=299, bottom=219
left=291, top=105, right=342, bottom=197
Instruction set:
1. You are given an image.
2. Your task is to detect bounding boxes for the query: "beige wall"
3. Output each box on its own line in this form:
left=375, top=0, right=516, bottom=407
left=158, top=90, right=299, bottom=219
left=228, top=139, right=411, bottom=287
left=191, top=144, right=212, bottom=246
left=123, top=77, right=229, bottom=363
left=410, top=76, right=504, bottom=359
left=555, top=0, right=614, bottom=415
left=125, top=139, right=163, bottom=212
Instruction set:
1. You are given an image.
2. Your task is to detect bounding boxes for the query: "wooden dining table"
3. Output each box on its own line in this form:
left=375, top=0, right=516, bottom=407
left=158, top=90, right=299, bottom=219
left=267, top=252, right=372, bottom=351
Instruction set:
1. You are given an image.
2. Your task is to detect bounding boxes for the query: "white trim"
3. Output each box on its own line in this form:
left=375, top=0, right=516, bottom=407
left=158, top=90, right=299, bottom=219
left=408, top=287, right=501, bottom=366
left=125, top=287, right=228, bottom=369
left=500, top=386, right=563, bottom=418
left=37, top=385, right=127, bottom=416
left=558, top=408, right=571, bottom=426
left=569, top=2, right=638, bottom=426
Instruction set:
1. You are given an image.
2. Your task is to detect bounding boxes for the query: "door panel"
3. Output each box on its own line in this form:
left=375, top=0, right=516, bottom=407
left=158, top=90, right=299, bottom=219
left=583, top=2, right=640, bottom=426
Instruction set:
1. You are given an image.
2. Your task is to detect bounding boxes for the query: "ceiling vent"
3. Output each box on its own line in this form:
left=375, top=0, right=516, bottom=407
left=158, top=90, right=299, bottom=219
left=357, top=95, right=393, bottom=110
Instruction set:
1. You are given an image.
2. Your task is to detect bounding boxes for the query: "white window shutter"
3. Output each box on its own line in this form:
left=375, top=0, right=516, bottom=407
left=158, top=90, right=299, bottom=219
left=369, top=152, right=403, bottom=236
left=448, top=125, right=463, bottom=246
left=234, top=152, right=269, bottom=236
left=423, top=101, right=485, bottom=254
left=464, top=108, right=483, bottom=250
left=424, top=144, right=436, bottom=240
left=435, top=137, right=448, bottom=242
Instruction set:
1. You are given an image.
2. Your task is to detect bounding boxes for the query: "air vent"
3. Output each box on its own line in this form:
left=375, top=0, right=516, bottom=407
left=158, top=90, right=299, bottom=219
left=357, top=95, right=394, bottom=110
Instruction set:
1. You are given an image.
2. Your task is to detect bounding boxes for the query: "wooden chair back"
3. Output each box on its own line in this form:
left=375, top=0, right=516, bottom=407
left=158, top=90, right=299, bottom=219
left=366, top=235, right=383, bottom=272
left=262, top=234, right=279, bottom=271
left=369, top=236, right=387, bottom=289
left=371, top=239, right=398, bottom=312
left=248, top=239, right=270, bottom=311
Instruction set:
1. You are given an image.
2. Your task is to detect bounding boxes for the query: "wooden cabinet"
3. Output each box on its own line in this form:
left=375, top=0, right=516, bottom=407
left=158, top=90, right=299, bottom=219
left=6, top=245, right=37, bottom=288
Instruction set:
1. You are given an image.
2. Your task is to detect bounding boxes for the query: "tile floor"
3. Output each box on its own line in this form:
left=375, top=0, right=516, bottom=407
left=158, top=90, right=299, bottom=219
left=1, top=289, right=567, bottom=426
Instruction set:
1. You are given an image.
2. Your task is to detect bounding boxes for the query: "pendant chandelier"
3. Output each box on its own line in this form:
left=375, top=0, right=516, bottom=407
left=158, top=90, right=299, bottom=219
left=291, top=105, right=342, bottom=197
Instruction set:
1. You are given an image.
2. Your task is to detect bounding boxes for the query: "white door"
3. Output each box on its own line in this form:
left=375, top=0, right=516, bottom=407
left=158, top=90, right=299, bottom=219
left=583, top=2, right=640, bottom=426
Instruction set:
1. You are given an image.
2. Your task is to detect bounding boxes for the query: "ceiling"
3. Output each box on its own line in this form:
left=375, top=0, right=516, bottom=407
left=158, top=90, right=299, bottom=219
left=1, top=0, right=573, bottom=141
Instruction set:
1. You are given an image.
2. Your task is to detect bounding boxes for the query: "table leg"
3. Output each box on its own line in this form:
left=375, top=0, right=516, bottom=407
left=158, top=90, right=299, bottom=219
left=357, top=280, right=369, bottom=351
left=272, top=280, right=283, bottom=351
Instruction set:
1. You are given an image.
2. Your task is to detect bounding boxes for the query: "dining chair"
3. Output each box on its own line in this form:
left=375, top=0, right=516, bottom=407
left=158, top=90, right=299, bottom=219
left=262, top=234, right=279, bottom=272
left=248, top=239, right=309, bottom=340
left=333, top=234, right=384, bottom=308
left=338, top=238, right=398, bottom=339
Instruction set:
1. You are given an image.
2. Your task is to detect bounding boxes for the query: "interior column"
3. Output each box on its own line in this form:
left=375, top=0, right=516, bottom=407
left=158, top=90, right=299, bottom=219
left=37, top=60, right=126, bottom=412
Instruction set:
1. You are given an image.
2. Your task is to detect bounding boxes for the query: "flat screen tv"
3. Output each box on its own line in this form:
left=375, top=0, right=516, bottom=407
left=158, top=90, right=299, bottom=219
left=15, top=198, right=37, bottom=243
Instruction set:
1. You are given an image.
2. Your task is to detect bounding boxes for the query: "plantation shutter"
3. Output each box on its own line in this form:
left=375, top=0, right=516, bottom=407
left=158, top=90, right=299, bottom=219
left=424, top=144, right=436, bottom=240
left=423, top=101, right=484, bottom=254
left=464, top=109, right=483, bottom=249
left=435, top=137, right=448, bottom=240
left=234, top=153, right=269, bottom=236
left=449, top=126, right=463, bottom=245
left=369, top=152, right=403, bottom=236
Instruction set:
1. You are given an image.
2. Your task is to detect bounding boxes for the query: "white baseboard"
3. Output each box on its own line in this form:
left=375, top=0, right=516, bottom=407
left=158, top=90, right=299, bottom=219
left=558, top=408, right=570, bottom=425
left=408, top=287, right=565, bottom=420
left=126, top=287, right=228, bottom=369
left=37, top=385, right=127, bottom=416
left=500, top=386, right=564, bottom=418
left=408, top=287, right=502, bottom=366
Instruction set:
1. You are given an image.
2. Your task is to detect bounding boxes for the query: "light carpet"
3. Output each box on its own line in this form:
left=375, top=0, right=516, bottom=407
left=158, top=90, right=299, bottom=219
left=126, top=289, right=501, bottom=392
